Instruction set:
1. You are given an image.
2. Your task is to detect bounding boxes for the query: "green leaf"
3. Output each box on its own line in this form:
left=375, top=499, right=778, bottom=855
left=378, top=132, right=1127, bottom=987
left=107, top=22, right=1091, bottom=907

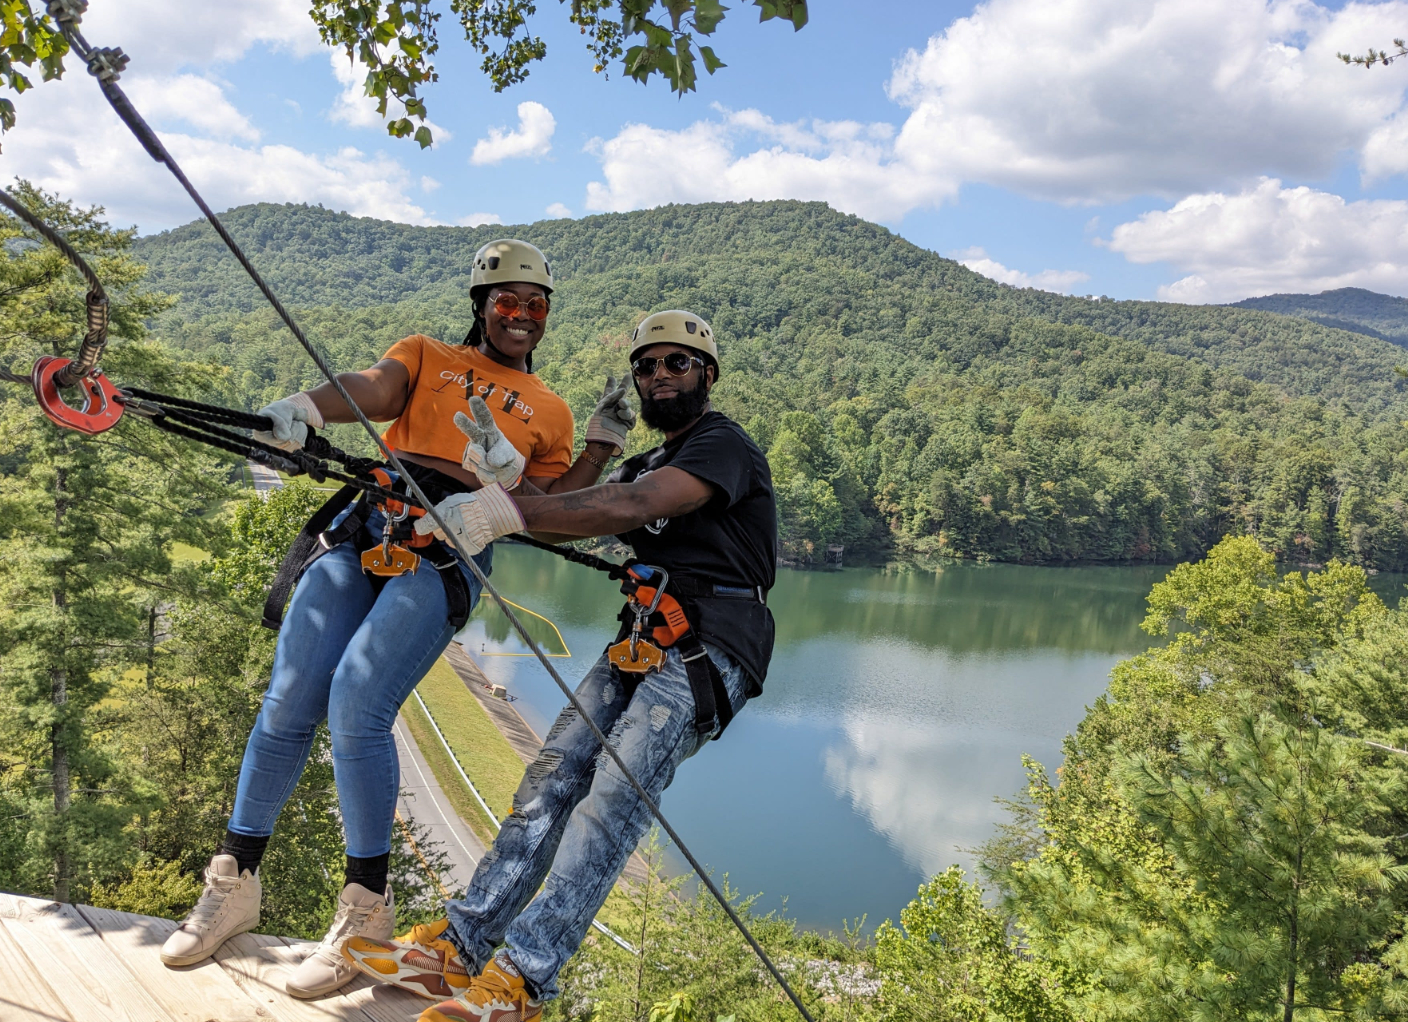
left=413, top=125, right=433, bottom=148
left=753, top=0, right=807, bottom=29
left=693, top=0, right=729, bottom=34
left=699, top=44, right=725, bottom=73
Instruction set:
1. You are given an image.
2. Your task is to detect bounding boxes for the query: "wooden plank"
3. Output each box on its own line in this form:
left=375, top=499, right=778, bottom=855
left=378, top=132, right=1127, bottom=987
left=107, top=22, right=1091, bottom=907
left=76, top=904, right=273, bottom=1022
left=0, top=911, right=72, bottom=1022
left=0, top=892, right=175, bottom=1022
left=278, top=938, right=432, bottom=1022
left=215, top=932, right=430, bottom=1022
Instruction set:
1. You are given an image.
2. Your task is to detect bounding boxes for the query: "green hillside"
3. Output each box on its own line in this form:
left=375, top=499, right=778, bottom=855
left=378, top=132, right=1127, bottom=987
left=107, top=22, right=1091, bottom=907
left=134, top=201, right=1408, bottom=568
left=1229, top=286, right=1408, bottom=347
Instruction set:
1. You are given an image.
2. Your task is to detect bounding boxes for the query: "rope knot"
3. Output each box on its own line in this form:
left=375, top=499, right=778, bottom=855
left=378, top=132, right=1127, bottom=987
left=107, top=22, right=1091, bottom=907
left=45, top=0, right=87, bottom=26
left=86, top=47, right=128, bottom=82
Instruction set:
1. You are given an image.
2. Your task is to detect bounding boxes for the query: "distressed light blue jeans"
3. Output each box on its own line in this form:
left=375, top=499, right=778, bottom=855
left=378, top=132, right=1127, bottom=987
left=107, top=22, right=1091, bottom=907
left=444, top=641, right=748, bottom=1000
left=229, top=510, right=490, bottom=857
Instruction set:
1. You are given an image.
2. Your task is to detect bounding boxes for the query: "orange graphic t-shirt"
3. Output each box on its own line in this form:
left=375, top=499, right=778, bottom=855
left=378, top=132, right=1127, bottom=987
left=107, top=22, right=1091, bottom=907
left=382, top=335, right=574, bottom=480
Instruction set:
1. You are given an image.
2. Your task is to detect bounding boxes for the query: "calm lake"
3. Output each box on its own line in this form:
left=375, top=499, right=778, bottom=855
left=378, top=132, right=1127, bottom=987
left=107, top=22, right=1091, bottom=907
left=457, top=545, right=1408, bottom=931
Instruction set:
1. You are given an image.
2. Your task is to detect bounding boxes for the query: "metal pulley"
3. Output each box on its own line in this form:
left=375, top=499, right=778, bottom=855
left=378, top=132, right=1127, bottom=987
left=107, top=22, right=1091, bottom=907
left=31, top=356, right=125, bottom=435
left=0, top=184, right=125, bottom=434
left=608, top=567, right=671, bottom=674
left=30, top=275, right=123, bottom=434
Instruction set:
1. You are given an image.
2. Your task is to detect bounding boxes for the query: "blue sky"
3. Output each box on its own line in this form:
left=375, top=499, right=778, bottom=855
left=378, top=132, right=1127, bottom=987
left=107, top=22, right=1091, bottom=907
left=9, top=0, right=1408, bottom=303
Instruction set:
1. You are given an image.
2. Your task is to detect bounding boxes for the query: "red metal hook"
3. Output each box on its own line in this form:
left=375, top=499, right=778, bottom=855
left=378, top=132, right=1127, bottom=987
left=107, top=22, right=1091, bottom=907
left=31, top=355, right=125, bottom=435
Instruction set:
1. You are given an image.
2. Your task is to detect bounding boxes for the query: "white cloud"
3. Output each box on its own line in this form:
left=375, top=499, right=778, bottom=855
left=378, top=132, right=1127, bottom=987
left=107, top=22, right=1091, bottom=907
left=890, top=0, right=1408, bottom=203
left=470, top=102, right=556, bottom=166
left=544, top=202, right=572, bottom=218
left=328, top=53, right=384, bottom=131
left=1107, top=177, right=1408, bottom=303
left=586, top=0, right=1408, bottom=220
left=585, top=108, right=943, bottom=222
left=457, top=212, right=502, bottom=227
left=955, top=247, right=1090, bottom=294
left=79, top=0, right=319, bottom=71
left=0, top=3, right=440, bottom=232
left=4, top=74, right=437, bottom=230
left=421, top=176, right=441, bottom=193
left=125, top=75, right=260, bottom=142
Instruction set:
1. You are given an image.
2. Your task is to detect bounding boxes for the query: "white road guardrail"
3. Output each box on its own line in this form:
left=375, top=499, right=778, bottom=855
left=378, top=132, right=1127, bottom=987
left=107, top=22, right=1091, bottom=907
left=411, top=688, right=638, bottom=954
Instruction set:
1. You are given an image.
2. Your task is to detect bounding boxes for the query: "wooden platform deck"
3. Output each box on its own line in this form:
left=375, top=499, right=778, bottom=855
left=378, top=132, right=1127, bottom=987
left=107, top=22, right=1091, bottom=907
left=0, top=891, right=429, bottom=1022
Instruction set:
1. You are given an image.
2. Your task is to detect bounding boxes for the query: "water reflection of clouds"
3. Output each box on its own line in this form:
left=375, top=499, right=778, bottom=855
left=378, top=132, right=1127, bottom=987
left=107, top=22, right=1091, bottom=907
left=824, top=720, right=1022, bottom=877
left=844, top=588, right=943, bottom=606
left=766, top=636, right=1120, bottom=877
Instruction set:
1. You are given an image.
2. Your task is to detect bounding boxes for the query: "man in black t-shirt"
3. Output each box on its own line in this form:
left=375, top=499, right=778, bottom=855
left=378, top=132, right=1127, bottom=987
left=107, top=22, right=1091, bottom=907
left=347, top=311, right=778, bottom=1021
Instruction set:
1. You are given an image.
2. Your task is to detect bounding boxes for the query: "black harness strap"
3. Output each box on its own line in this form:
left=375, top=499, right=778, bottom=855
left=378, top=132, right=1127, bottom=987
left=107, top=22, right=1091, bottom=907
left=613, top=576, right=762, bottom=739
left=681, top=629, right=731, bottom=738
left=422, top=543, right=474, bottom=631
left=261, top=465, right=477, bottom=632
left=261, top=484, right=364, bottom=629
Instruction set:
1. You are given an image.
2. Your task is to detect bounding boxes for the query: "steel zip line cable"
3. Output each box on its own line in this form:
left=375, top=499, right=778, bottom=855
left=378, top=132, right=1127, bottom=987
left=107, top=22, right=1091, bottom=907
left=47, top=6, right=817, bottom=1017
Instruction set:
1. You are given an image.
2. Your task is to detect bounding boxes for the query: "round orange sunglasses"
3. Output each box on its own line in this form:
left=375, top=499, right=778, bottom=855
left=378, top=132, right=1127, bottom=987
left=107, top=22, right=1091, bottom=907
left=491, top=292, right=550, bottom=321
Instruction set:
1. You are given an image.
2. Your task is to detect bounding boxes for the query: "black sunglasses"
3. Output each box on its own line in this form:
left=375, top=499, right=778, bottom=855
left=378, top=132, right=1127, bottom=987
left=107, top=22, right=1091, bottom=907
left=631, top=352, right=705, bottom=378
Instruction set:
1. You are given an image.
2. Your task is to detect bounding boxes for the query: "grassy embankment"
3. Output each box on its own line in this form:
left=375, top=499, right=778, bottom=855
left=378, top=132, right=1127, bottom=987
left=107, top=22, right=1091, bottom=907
left=402, top=655, right=646, bottom=933
left=401, top=656, right=524, bottom=847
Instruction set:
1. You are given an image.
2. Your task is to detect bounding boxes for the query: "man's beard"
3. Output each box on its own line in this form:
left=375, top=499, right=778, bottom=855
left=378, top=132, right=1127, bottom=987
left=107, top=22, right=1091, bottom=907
left=639, top=372, right=710, bottom=432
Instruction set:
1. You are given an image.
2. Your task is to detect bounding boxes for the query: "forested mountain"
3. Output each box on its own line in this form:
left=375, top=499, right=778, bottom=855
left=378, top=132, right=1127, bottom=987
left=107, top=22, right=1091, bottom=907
left=1230, top=286, right=1408, bottom=347
left=134, top=201, right=1408, bottom=568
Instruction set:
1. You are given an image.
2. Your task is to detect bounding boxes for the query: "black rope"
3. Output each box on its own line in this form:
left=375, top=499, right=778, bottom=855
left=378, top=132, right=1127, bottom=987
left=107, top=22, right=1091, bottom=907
left=120, top=386, right=272, bottom=430
left=61, top=16, right=814, bottom=1017
left=0, top=185, right=110, bottom=386
left=115, top=387, right=406, bottom=503
left=507, top=532, right=634, bottom=579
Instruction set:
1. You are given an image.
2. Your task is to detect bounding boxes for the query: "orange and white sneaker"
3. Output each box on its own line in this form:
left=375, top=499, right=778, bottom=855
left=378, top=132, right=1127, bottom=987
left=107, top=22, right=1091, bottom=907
left=419, top=954, right=542, bottom=1022
left=342, top=917, right=472, bottom=999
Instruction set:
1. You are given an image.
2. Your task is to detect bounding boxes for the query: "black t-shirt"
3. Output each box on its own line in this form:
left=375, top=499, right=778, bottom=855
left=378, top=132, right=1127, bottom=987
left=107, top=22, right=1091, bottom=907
left=610, top=410, right=777, bottom=692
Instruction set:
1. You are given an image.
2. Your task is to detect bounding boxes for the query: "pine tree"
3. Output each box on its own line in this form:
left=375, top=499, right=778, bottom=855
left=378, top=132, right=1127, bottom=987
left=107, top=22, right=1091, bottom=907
left=0, top=183, right=232, bottom=902
left=1117, top=712, right=1407, bottom=1021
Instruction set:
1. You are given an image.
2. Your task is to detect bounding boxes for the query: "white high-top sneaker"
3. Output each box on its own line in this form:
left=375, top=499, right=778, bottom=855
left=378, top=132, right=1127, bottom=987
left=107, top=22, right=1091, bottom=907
left=160, top=854, right=261, bottom=966
left=286, top=883, right=395, bottom=998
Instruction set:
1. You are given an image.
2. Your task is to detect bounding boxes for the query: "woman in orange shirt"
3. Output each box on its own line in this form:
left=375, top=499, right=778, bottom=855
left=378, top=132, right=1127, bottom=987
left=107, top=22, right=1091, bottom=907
left=160, top=240, right=635, bottom=996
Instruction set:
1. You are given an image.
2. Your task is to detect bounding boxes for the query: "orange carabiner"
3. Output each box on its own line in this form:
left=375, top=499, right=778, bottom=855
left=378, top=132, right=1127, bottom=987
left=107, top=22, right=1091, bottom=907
left=31, top=356, right=125, bottom=435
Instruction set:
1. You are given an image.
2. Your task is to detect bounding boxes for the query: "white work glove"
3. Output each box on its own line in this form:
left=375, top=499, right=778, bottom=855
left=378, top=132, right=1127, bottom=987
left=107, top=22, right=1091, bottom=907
left=413, top=484, right=525, bottom=555
left=584, top=375, right=636, bottom=456
left=254, top=392, right=324, bottom=452
left=456, top=395, right=527, bottom=489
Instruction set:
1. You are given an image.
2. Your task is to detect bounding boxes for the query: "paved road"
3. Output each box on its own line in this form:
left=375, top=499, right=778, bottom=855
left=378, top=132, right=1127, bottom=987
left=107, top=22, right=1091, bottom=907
left=248, top=460, right=282, bottom=496
left=393, top=714, right=486, bottom=895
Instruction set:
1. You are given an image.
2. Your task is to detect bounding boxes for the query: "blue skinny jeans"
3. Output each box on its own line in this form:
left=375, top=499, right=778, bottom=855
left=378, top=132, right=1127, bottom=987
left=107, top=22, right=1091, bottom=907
left=444, top=641, right=748, bottom=1000
left=228, top=511, right=490, bottom=858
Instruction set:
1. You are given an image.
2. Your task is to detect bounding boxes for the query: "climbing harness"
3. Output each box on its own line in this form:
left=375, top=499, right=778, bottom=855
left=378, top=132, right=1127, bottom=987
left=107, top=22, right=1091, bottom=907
left=22, top=8, right=812, bottom=1018
left=506, top=538, right=752, bottom=740
left=609, top=565, right=758, bottom=738
left=261, top=462, right=475, bottom=632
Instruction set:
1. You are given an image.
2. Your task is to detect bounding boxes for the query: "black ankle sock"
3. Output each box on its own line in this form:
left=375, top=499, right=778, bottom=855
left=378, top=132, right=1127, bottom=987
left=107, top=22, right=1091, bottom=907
left=344, top=852, right=389, bottom=895
left=219, top=830, right=270, bottom=876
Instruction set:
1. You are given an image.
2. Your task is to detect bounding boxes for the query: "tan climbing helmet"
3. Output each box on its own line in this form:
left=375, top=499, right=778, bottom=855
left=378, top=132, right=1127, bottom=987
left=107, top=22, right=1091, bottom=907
left=628, top=310, right=719, bottom=374
left=470, top=239, right=553, bottom=294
